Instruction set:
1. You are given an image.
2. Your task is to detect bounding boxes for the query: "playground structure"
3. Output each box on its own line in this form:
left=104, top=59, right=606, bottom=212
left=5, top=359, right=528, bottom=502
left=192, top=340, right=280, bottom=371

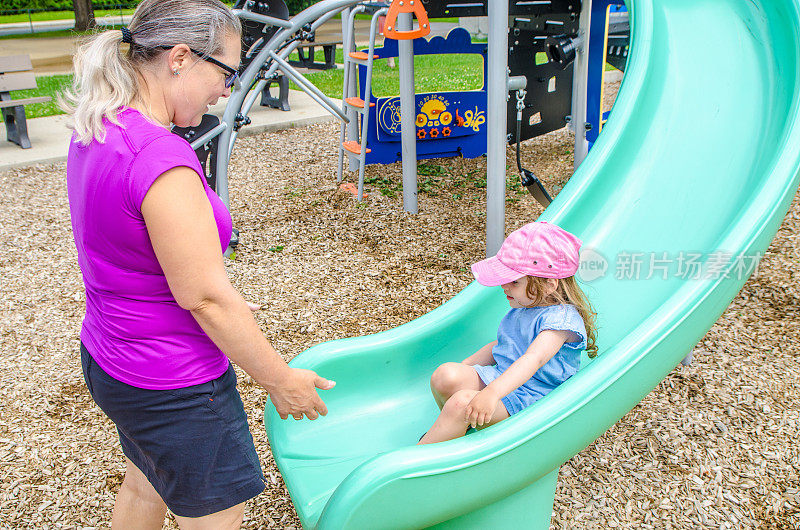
left=337, top=0, right=624, bottom=203
left=259, top=0, right=800, bottom=528
left=181, top=0, right=626, bottom=256
left=168, top=0, right=800, bottom=527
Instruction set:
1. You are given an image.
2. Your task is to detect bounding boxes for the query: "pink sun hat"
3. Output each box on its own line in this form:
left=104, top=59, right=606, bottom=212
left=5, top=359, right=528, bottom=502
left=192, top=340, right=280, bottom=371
left=471, top=221, right=583, bottom=285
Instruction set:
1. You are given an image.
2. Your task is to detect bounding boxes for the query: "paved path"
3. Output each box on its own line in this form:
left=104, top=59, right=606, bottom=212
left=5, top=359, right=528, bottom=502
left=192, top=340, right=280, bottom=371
left=0, top=17, right=460, bottom=170
left=0, top=35, right=80, bottom=75
left=0, top=90, right=338, bottom=172
left=0, top=14, right=132, bottom=36
left=0, top=19, right=458, bottom=75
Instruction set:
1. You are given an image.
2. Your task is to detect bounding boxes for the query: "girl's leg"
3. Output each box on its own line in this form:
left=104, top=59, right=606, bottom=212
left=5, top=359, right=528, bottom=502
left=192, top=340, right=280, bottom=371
left=418, top=390, right=510, bottom=445
left=430, top=362, right=485, bottom=409
left=111, top=457, right=168, bottom=529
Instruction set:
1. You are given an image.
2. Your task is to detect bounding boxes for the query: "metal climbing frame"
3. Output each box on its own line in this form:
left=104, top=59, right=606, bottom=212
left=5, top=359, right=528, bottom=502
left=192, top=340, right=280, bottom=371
left=214, top=0, right=366, bottom=215
left=337, top=5, right=389, bottom=201
left=211, top=0, right=425, bottom=222
left=208, top=0, right=616, bottom=258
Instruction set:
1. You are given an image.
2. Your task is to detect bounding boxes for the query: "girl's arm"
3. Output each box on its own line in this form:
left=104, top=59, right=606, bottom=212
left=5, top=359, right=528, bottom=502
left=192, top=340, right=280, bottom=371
left=465, top=330, right=575, bottom=427
left=461, top=340, right=498, bottom=366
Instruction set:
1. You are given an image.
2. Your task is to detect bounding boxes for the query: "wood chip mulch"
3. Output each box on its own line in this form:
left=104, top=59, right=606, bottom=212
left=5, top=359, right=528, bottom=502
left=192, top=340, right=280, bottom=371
left=0, top=81, right=798, bottom=528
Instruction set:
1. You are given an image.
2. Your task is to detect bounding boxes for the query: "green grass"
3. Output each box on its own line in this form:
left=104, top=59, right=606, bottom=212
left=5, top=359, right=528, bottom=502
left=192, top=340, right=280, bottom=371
left=0, top=9, right=134, bottom=24
left=12, top=49, right=620, bottom=119
left=287, top=50, right=484, bottom=98
left=9, top=74, right=72, bottom=119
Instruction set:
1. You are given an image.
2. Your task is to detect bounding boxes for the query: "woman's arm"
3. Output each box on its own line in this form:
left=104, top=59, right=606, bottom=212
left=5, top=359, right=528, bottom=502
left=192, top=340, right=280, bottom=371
left=461, top=340, right=497, bottom=366
left=464, top=330, right=573, bottom=427
left=142, top=167, right=333, bottom=420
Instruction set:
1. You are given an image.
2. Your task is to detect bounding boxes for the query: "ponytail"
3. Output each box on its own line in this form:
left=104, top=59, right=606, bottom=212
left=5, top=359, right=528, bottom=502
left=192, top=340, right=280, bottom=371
left=60, top=29, right=138, bottom=145
left=60, top=0, right=241, bottom=145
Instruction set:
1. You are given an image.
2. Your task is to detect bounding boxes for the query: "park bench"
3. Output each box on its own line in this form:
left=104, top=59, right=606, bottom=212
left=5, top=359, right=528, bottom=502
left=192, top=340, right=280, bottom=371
left=1, top=55, right=51, bottom=149
left=288, top=39, right=342, bottom=70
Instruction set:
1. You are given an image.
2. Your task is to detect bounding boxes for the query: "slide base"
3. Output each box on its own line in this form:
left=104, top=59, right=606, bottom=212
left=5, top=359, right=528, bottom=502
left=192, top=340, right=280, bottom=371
left=431, top=469, right=558, bottom=529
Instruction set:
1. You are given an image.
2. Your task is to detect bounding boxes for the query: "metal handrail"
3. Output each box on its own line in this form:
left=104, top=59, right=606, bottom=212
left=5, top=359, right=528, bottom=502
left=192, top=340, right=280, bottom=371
left=231, top=9, right=293, bottom=29
left=190, top=122, right=227, bottom=150
left=215, top=0, right=366, bottom=210
left=268, top=51, right=350, bottom=122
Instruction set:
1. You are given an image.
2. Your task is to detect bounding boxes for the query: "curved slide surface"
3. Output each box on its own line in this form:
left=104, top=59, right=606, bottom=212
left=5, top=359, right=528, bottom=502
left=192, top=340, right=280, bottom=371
left=265, top=1, right=800, bottom=527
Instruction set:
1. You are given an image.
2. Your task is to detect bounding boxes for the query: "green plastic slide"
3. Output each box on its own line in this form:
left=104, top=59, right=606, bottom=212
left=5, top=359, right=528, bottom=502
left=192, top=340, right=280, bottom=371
left=264, top=0, right=800, bottom=527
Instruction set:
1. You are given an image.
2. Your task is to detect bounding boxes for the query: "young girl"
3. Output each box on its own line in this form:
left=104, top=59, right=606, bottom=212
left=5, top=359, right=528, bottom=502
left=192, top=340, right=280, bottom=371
left=419, top=221, right=598, bottom=444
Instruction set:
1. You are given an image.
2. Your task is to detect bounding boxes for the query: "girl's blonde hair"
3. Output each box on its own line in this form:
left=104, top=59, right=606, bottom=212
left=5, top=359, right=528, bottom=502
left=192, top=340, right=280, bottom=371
left=60, top=0, right=241, bottom=145
left=525, top=275, right=599, bottom=358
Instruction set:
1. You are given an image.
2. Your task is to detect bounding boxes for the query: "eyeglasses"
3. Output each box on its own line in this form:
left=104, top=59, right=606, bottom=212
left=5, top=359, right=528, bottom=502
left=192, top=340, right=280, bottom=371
left=155, top=46, right=240, bottom=89
left=189, top=48, right=240, bottom=89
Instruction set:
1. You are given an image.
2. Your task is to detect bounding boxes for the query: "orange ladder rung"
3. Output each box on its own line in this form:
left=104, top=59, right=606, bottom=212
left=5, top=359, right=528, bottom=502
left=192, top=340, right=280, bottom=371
left=342, top=140, right=371, bottom=154
left=349, top=51, right=378, bottom=61
left=345, top=97, right=375, bottom=108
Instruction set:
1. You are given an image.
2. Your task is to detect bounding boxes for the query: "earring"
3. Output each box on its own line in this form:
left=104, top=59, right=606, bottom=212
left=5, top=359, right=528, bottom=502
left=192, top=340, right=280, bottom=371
left=172, top=69, right=179, bottom=76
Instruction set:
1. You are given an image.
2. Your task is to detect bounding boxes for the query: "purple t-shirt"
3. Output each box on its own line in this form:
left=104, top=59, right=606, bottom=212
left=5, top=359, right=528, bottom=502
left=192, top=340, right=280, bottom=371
left=67, top=108, right=233, bottom=389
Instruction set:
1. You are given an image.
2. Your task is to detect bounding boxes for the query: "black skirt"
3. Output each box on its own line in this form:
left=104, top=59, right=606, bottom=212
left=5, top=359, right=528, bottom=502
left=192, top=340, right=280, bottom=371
left=80, top=343, right=265, bottom=517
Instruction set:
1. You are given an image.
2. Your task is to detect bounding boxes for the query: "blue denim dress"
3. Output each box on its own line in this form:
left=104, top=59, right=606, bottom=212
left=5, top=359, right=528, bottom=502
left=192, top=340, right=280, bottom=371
left=473, top=304, right=587, bottom=415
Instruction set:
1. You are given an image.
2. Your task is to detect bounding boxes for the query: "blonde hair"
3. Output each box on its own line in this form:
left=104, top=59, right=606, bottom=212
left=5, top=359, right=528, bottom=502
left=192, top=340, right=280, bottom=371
left=524, top=275, right=599, bottom=358
left=60, top=0, right=241, bottom=145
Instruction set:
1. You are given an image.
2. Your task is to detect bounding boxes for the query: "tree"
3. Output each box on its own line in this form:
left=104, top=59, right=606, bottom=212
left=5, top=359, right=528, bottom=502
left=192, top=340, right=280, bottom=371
left=73, top=0, right=96, bottom=32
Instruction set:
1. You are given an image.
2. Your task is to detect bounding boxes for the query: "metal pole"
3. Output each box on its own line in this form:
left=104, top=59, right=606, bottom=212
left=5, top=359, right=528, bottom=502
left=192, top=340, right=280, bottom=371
left=268, top=52, right=351, bottom=122
left=356, top=7, right=388, bottom=201
left=485, top=0, right=508, bottom=256
left=28, top=9, right=34, bottom=34
left=398, top=12, right=418, bottom=213
left=215, top=0, right=364, bottom=209
left=344, top=7, right=360, bottom=170
left=190, top=123, right=227, bottom=150
left=571, top=0, right=592, bottom=167
left=233, top=10, right=293, bottom=29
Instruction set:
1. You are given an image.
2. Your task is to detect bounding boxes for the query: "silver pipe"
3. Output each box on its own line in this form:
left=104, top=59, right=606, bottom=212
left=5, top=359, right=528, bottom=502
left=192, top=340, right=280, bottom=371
left=507, top=75, right=527, bottom=92
left=232, top=9, right=293, bottom=29
left=268, top=51, right=350, bottom=122
left=262, top=40, right=302, bottom=79
left=356, top=7, right=389, bottom=200
left=571, top=0, right=592, bottom=167
left=398, top=12, right=418, bottom=214
left=226, top=78, right=269, bottom=156
left=344, top=6, right=363, bottom=170
left=242, top=78, right=269, bottom=117
left=486, top=0, right=509, bottom=256
left=216, top=0, right=364, bottom=209
left=190, top=122, right=227, bottom=150
left=340, top=5, right=367, bottom=181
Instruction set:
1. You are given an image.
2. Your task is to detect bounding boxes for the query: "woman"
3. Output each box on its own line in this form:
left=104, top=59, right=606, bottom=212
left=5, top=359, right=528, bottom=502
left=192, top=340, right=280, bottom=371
left=64, top=1, right=333, bottom=527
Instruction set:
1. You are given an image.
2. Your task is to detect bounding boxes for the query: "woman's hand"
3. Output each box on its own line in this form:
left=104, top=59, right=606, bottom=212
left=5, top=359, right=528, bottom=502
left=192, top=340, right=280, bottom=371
left=465, top=388, right=500, bottom=428
left=269, top=367, right=336, bottom=421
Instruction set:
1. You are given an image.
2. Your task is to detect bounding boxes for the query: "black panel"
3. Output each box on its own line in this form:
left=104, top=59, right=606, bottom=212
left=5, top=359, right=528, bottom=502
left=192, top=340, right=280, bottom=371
left=606, top=12, right=629, bottom=71
left=234, top=0, right=290, bottom=71
left=171, top=114, right=222, bottom=191
left=421, top=0, right=580, bottom=20
left=507, top=26, right=575, bottom=143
